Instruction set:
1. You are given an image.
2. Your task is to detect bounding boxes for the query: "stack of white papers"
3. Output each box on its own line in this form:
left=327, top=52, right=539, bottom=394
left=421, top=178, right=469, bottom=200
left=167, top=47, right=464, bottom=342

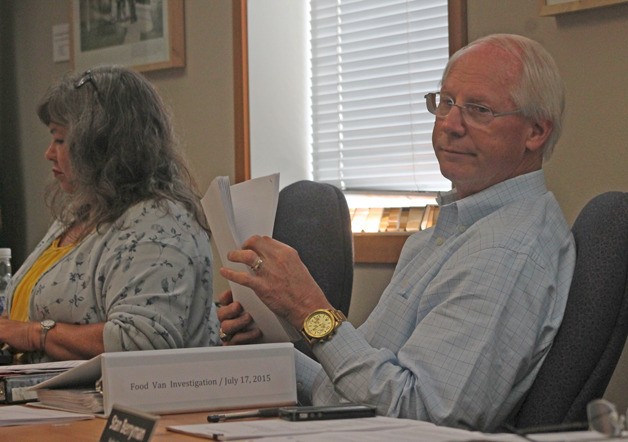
left=36, top=387, right=103, bottom=414
left=0, top=360, right=84, bottom=376
left=201, top=174, right=300, bottom=343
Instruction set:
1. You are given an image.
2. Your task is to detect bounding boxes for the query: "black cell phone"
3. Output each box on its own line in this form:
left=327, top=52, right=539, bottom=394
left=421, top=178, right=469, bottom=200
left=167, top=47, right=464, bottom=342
left=278, top=404, right=377, bottom=421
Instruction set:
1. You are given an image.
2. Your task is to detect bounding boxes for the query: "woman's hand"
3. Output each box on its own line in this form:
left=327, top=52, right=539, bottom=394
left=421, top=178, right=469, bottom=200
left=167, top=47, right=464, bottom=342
left=219, top=236, right=332, bottom=330
left=0, top=318, right=104, bottom=360
left=0, top=317, right=39, bottom=352
left=216, top=290, right=263, bottom=345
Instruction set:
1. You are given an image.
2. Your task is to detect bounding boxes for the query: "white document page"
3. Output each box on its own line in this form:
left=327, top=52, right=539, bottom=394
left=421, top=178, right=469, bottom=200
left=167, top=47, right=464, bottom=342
left=0, top=405, right=94, bottom=427
left=201, top=174, right=300, bottom=342
left=0, top=360, right=84, bottom=376
left=169, top=417, right=619, bottom=442
left=167, top=416, right=414, bottom=440
left=230, top=174, right=278, bottom=243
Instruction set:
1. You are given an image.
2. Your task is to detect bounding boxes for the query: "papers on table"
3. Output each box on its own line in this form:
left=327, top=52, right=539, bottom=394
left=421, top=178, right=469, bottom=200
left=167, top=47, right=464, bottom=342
left=0, top=359, right=84, bottom=376
left=245, top=429, right=618, bottom=442
left=0, top=405, right=94, bottom=427
left=166, top=417, right=521, bottom=441
left=167, top=416, right=618, bottom=441
left=167, top=416, right=413, bottom=440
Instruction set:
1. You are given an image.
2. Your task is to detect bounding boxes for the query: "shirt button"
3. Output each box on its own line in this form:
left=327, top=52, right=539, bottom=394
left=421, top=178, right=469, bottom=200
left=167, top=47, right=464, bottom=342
left=436, top=237, right=445, bottom=246
left=457, top=225, right=467, bottom=233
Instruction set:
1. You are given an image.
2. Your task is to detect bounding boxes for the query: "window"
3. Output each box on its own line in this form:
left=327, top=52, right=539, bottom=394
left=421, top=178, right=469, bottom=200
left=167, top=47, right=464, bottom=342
left=310, top=0, right=452, bottom=193
left=232, top=0, right=467, bottom=262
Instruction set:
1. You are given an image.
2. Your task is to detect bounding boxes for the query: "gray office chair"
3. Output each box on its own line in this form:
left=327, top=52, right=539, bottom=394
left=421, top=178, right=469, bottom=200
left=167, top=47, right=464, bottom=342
left=511, top=191, right=628, bottom=429
left=272, top=180, right=354, bottom=359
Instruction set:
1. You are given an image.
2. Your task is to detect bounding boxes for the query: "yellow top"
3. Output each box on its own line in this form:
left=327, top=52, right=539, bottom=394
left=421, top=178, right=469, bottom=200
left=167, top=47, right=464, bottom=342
left=9, top=239, right=75, bottom=322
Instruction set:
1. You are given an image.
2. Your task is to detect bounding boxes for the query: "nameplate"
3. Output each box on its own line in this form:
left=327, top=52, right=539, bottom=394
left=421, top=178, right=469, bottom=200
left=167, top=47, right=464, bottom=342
left=32, top=343, right=297, bottom=416
left=100, top=404, right=159, bottom=442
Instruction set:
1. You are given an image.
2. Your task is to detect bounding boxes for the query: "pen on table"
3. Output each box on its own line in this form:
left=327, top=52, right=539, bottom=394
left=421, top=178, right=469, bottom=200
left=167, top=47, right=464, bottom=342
left=207, top=407, right=280, bottom=423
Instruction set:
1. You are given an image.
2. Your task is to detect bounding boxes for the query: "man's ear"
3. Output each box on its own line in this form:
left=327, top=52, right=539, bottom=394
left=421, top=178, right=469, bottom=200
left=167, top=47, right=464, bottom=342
left=525, top=119, right=553, bottom=152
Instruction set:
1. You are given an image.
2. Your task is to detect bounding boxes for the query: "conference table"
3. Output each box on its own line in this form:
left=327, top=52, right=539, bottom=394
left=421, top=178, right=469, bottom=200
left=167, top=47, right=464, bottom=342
left=4, top=407, right=626, bottom=442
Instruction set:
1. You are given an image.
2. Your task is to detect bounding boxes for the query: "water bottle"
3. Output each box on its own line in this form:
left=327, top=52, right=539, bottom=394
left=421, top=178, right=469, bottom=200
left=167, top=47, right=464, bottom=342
left=0, top=248, right=11, bottom=315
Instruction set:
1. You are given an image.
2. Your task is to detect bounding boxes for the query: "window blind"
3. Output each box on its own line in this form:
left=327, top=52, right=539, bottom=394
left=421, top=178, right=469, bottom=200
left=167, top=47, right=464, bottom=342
left=310, top=0, right=452, bottom=192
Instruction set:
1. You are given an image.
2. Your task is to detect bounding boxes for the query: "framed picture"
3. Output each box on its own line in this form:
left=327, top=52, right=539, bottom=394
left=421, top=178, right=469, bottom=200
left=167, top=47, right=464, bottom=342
left=539, top=0, right=628, bottom=16
left=71, top=0, right=185, bottom=73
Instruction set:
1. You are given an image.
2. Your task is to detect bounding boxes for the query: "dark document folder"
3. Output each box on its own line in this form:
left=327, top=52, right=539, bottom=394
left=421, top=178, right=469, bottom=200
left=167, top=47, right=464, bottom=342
left=0, top=372, right=60, bottom=403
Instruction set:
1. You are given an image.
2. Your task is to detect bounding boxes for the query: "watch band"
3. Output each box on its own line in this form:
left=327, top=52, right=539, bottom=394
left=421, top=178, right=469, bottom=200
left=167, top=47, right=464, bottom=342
left=40, top=319, right=56, bottom=352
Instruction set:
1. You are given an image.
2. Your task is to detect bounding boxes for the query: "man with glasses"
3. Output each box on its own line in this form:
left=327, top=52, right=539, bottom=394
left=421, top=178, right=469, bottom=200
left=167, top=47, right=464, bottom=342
left=217, top=34, right=576, bottom=432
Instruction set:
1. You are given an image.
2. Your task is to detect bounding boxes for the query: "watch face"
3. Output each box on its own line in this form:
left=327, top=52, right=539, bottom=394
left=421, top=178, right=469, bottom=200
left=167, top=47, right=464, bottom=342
left=304, top=311, right=334, bottom=338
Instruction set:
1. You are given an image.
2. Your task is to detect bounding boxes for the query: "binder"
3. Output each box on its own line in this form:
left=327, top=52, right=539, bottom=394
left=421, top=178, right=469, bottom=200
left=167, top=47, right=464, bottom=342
left=0, top=372, right=60, bottom=403
left=31, top=343, right=297, bottom=416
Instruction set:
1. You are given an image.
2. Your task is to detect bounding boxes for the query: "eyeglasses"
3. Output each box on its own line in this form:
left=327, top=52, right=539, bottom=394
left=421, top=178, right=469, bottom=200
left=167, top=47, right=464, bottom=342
left=587, top=399, right=627, bottom=437
left=74, top=69, right=104, bottom=110
left=424, top=92, right=521, bottom=126
left=74, top=70, right=98, bottom=91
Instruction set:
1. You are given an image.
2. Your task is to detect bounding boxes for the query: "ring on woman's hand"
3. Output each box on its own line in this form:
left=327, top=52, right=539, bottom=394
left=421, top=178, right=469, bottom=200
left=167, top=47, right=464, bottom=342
left=219, top=328, right=231, bottom=342
left=250, top=256, right=263, bottom=273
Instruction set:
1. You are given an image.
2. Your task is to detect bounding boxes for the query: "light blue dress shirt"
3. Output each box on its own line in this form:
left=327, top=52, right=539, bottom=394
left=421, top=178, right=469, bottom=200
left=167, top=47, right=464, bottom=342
left=296, top=170, right=576, bottom=432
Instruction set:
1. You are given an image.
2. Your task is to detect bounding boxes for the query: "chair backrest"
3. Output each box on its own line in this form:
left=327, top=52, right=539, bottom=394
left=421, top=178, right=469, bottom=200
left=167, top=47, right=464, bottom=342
left=272, top=180, right=354, bottom=316
left=512, top=191, right=628, bottom=428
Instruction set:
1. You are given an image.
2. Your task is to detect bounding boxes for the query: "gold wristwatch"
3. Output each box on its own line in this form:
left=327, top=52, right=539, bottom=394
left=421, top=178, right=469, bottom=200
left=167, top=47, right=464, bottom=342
left=301, top=309, right=346, bottom=345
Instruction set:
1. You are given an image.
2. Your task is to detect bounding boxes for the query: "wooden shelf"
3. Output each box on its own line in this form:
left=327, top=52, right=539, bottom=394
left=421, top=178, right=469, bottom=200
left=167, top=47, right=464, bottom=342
left=353, top=232, right=411, bottom=264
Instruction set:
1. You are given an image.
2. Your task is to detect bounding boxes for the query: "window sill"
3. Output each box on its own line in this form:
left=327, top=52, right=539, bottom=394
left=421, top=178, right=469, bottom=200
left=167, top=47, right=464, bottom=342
left=351, top=205, right=440, bottom=264
left=353, top=232, right=412, bottom=264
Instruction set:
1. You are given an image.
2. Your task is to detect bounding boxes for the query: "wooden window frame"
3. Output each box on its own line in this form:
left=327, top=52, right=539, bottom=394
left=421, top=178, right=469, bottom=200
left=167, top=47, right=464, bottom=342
left=232, top=0, right=467, bottom=264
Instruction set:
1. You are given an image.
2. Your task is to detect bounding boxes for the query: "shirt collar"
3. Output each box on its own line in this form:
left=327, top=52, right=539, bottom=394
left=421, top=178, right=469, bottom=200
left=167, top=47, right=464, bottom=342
left=436, top=170, right=548, bottom=228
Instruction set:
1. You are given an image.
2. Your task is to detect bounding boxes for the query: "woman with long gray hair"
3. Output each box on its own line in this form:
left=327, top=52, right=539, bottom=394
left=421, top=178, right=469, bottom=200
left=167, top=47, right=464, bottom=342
left=0, top=66, right=219, bottom=362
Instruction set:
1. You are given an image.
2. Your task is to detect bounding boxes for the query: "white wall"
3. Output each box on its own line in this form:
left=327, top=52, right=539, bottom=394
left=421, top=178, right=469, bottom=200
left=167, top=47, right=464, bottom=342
left=248, top=0, right=311, bottom=188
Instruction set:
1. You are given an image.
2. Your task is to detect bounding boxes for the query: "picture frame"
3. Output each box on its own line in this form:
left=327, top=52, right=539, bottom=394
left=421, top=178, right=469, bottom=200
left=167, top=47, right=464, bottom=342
left=71, top=0, right=185, bottom=73
left=539, top=0, right=628, bottom=16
